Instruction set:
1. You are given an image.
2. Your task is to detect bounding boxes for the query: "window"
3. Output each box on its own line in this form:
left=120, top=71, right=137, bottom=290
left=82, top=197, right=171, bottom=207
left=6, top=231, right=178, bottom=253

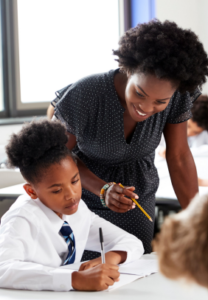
left=1, top=0, right=124, bottom=118
left=17, top=0, right=119, bottom=105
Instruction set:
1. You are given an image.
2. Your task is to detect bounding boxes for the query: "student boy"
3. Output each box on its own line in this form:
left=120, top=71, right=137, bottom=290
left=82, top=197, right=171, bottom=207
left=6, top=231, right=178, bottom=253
left=0, top=120, right=144, bottom=291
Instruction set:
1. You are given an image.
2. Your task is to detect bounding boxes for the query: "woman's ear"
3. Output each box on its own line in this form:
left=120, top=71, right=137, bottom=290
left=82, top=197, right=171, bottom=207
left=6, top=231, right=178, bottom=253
left=23, top=184, right=38, bottom=199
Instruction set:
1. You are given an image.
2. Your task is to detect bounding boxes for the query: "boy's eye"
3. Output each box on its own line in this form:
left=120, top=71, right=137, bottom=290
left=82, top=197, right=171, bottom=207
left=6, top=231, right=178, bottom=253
left=52, top=190, right=61, bottom=194
left=72, top=179, right=79, bottom=184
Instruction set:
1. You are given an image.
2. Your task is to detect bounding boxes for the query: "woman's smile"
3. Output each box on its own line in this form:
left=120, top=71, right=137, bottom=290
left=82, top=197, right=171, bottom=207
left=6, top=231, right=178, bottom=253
left=132, top=104, right=152, bottom=120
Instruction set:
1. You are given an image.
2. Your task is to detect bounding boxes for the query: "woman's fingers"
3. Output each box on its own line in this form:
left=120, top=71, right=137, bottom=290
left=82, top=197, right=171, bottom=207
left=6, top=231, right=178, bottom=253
left=105, top=184, right=138, bottom=212
left=107, top=203, right=131, bottom=213
left=113, top=184, right=138, bottom=199
left=120, top=186, right=139, bottom=200
left=109, top=198, right=131, bottom=210
left=113, top=193, right=132, bottom=206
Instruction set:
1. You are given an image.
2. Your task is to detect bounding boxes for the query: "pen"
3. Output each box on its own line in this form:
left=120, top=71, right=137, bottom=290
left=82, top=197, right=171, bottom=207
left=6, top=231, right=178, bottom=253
left=99, top=227, right=105, bottom=264
left=119, top=183, right=153, bottom=222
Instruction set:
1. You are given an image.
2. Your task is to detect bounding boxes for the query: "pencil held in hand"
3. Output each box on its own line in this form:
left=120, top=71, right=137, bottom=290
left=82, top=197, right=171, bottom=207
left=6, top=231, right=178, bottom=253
left=119, top=184, right=153, bottom=222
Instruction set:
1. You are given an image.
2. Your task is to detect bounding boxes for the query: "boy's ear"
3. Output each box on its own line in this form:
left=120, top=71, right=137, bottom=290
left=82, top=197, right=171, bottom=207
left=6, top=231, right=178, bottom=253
left=23, top=184, right=38, bottom=199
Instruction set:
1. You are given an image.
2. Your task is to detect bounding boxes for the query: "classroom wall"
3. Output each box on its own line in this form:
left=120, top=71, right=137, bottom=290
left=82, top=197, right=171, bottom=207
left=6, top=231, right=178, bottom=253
left=156, top=0, right=208, bottom=95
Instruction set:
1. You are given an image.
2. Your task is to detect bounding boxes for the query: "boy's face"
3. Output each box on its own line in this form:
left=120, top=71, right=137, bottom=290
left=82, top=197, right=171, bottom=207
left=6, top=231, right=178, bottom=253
left=187, top=119, right=204, bottom=137
left=24, top=156, right=82, bottom=218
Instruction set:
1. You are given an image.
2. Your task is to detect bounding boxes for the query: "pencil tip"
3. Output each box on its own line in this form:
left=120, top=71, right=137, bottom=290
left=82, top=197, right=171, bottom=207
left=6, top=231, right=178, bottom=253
left=150, top=218, right=153, bottom=222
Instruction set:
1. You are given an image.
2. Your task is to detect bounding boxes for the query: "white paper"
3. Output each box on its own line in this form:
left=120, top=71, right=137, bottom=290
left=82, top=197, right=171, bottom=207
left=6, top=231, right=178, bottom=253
left=106, top=274, right=142, bottom=292
left=119, top=257, right=158, bottom=276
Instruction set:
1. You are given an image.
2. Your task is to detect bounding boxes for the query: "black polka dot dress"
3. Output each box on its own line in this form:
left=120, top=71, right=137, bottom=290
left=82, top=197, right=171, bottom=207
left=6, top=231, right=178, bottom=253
left=52, top=69, right=200, bottom=256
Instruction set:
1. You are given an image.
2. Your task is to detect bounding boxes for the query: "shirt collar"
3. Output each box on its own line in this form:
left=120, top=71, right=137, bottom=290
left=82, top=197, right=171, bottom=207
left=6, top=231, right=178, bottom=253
left=35, top=198, right=64, bottom=233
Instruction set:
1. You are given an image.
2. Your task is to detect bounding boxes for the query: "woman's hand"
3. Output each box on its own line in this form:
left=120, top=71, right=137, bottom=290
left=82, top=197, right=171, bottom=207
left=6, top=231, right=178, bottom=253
left=79, top=251, right=127, bottom=271
left=105, top=185, right=138, bottom=213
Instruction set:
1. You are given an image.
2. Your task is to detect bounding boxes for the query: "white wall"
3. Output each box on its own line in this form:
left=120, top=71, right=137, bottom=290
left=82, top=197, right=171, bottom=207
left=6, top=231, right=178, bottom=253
left=156, top=0, right=208, bottom=94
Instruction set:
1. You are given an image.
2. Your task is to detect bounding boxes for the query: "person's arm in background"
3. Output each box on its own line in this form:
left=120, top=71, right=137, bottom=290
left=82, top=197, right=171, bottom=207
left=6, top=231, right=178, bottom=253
left=164, top=121, right=198, bottom=208
left=47, top=104, right=55, bottom=120
left=47, top=104, right=136, bottom=213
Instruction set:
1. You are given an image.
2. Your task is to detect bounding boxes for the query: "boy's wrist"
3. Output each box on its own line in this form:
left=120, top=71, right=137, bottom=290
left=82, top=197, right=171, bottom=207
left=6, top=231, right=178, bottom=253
left=105, top=251, right=127, bottom=265
left=71, top=271, right=81, bottom=290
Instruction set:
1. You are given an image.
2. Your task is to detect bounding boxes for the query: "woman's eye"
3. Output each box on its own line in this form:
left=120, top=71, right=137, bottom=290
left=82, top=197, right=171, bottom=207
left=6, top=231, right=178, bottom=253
left=156, top=101, right=166, bottom=105
left=72, top=179, right=79, bottom=184
left=136, top=91, right=145, bottom=97
left=52, top=190, right=61, bottom=194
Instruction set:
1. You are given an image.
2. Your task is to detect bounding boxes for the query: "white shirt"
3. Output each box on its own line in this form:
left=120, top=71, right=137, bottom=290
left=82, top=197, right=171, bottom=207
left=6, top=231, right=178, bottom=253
left=187, top=130, right=208, bottom=148
left=0, top=195, right=144, bottom=291
left=158, top=131, right=208, bottom=150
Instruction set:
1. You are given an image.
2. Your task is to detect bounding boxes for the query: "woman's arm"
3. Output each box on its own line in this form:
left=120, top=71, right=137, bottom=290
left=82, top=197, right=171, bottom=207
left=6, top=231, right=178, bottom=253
left=66, top=133, right=106, bottom=196
left=164, top=121, right=198, bottom=208
left=66, top=132, right=135, bottom=212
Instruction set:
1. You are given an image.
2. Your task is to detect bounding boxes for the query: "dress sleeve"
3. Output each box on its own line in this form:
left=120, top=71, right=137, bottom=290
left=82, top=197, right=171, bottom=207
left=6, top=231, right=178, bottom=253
left=167, top=88, right=201, bottom=124
left=51, top=82, right=89, bottom=138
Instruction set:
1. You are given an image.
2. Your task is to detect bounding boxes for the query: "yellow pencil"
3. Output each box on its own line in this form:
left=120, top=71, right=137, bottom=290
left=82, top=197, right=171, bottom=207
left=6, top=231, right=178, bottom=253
left=119, top=183, right=153, bottom=222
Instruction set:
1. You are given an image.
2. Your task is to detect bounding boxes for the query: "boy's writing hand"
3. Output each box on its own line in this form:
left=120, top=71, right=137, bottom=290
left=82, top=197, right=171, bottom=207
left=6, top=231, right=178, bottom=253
left=72, top=264, right=120, bottom=291
left=79, top=257, right=102, bottom=271
left=79, top=251, right=127, bottom=271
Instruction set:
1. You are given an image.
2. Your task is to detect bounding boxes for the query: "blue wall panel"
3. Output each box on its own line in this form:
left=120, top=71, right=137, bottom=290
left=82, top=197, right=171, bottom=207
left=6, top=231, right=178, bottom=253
left=131, top=0, right=156, bottom=27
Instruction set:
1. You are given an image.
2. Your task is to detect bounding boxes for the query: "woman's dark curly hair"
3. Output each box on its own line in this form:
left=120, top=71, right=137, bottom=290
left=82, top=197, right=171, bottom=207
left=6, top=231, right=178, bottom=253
left=191, top=95, right=208, bottom=131
left=113, top=20, right=208, bottom=94
left=6, top=120, right=76, bottom=183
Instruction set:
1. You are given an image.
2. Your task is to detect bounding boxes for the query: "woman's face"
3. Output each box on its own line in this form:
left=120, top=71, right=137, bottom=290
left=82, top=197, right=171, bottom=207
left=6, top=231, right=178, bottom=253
left=125, top=72, right=177, bottom=122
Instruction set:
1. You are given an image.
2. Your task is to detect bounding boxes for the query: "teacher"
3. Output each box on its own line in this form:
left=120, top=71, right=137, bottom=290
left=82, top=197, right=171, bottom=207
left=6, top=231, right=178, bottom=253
left=49, top=20, right=208, bottom=255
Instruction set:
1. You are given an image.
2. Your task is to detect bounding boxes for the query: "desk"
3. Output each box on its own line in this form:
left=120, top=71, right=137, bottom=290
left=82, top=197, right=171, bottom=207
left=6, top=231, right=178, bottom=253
left=0, top=272, right=207, bottom=300
left=0, top=183, right=26, bottom=201
left=155, top=157, right=208, bottom=199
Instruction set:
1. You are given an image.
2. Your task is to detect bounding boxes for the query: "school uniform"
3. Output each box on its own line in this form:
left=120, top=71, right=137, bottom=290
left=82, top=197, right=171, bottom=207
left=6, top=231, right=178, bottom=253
left=0, top=195, right=144, bottom=291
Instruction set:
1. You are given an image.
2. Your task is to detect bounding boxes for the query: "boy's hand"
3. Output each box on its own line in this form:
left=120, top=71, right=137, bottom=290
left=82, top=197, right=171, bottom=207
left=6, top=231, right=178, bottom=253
left=72, top=264, right=120, bottom=291
left=79, top=256, right=102, bottom=271
left=79, top=251, right=127, bottom=271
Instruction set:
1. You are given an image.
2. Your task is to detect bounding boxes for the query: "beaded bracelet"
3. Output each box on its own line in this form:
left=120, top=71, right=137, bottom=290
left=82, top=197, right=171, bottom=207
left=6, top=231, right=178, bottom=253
left=100, top=182, right=116, bottom=207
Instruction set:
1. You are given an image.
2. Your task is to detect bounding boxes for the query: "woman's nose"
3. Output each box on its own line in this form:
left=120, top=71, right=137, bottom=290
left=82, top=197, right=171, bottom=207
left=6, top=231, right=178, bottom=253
left=139, top=102, right=154, bottom=114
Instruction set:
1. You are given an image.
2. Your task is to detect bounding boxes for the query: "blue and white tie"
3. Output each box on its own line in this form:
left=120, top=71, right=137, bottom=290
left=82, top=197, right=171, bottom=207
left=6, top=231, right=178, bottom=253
left=60, top=221, right=76, bottom=265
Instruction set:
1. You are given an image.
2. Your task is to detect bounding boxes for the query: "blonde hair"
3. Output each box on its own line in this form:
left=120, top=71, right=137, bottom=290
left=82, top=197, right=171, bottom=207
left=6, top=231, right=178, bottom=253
left=153, top=193, right=208, bottom=288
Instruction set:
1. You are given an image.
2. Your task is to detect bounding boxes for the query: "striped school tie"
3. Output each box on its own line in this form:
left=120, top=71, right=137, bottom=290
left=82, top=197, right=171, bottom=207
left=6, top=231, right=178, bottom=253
left=60, top=221, right=76, bottom=265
